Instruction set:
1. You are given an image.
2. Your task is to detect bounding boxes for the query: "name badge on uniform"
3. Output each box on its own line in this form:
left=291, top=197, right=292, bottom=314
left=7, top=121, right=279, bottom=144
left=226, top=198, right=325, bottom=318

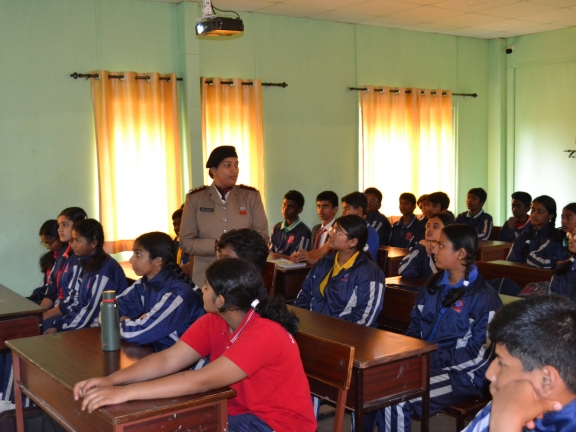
left=200, top=207, right=214, bottom=212
left=239, top=206, right=247, bottom=215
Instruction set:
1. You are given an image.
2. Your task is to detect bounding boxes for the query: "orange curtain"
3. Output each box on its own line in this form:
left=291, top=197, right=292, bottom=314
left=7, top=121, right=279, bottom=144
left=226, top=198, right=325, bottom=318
left=201, top=77, right=265, bottom=202
left=360, top=87, right=454, bottom=216
left=91, top=71, right=182, bottom=253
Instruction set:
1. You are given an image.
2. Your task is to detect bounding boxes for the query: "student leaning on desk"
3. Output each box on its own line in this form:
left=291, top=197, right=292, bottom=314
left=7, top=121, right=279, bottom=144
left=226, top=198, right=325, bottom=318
left=74, top=258, right=316, bottom=432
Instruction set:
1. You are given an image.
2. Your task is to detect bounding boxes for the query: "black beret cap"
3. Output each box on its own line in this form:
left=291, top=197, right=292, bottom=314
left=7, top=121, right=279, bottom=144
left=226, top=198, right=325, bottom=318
left=206, top=146, right=238, bottom=169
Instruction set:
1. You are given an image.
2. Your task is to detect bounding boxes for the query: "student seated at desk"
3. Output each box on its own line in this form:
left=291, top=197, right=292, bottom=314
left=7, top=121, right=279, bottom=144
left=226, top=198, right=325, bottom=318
left=389, top=192, right=424, bottom=249
left=45, top=219, right=127, bottom=333
left=498, top=191, right=532, bottom=243
left=172, top=207, right=189, bottom=266
left=117, top=232, right=204, bottom=352
left=398, top=212, right=454, bottom=279
left=364, top=187, right=392, bottom=246
left=216, top=228, right=270, bottom=272
left=74, top=258, right=317, bottom=432
left=527, top=202, right=576, bottom=269
left=507, top=195, right=556, bottom=266
left=293, top=215, right=384, bottom=328
left=311, top=190, right=339, bottom=250
left=455, top=188, right=493, bottom=240
left=423, top=191, right=451, bottom=221
left=416, top=194, right=428, bottom=221
left=371, top=224, right=502, bottom=432
left=269, top=190, right=311, bottom=255
left=463, top=295, right=576, bottom=432
left=40, top=207, right=88, bottom=327
left=549, top=227, right=576, bottom=301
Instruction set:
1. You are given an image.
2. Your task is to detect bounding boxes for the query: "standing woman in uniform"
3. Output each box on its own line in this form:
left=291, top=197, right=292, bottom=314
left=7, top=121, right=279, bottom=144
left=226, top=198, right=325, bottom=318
left=179, top=146, right=269, bottom=287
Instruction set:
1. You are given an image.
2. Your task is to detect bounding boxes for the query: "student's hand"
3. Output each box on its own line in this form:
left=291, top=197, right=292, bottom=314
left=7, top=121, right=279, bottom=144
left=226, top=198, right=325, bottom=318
left=44, top=327, right=57, bottom=335
left=507, top=216, right=518, bottom=229
left=120, top=316, right=129, bottom=322
left=490, top=380, right=562, bottom=432
left=292, top=250, right=309, bottom=263
left=419, top=239, right=433, bottom=255
left=74, top=376, right=114, bottom=401
left=80, top=385, right=130, bottom=413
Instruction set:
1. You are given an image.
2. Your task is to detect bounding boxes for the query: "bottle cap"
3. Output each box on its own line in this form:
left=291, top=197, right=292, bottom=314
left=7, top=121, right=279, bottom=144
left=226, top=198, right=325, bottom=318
left=102, top=290, right=116, bottom=300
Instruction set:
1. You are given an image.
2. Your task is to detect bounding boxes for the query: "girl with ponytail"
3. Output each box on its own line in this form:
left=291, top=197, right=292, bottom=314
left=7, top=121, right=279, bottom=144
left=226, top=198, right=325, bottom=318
left=74, top=258, right=316, bottom=432
left=371, top=224, right=503, bottom=432
left=116, top=232, right=204, bottom=352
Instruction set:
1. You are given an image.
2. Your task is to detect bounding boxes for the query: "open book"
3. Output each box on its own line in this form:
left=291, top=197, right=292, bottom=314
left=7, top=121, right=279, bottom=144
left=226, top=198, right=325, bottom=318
left=269, top=258, right=307, bottom=269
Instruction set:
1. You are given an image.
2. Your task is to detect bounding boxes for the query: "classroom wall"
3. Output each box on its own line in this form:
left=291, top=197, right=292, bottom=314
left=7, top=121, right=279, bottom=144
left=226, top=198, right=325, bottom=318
left=0, top=0, right=492, bottom=295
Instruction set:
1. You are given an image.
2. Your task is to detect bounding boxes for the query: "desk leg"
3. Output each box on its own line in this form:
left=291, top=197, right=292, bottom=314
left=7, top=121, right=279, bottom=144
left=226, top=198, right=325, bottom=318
left=421, top=354, right=431, bottom=432
left=12, top=352, right=24, bottom=432
left=354, top=368, right=365, bottom=432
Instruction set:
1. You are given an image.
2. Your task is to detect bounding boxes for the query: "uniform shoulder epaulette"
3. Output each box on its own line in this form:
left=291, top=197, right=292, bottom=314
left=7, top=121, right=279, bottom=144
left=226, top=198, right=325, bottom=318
left=188, top=185, right=208, bottom=195
left=238, top=184, right=258, bottom=192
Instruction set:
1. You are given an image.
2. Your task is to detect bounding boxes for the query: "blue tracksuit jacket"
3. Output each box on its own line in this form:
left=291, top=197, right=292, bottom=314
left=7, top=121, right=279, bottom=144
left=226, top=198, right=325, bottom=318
left=398, top=243, right=437, bottom=279
left=366, top=211, right=392, bottom=246
left=497, top=220, right=531, bottom=243
left=52, top=255, right=127, bottom=331
left=550, top=259, right=576, bottom=301
left=294, top=252, right=385, bottom=327
left=269, top=219, right=312, bottom=256
left=117, top=268, right=205, bottom=352
left=527, top=231, right=569, bottom=269
left=406, top=266, right=502, bottom=396
left=43, top=245, right=77, bottom=314
left=455, top=210, right=493, bottom=240
left=389, top=216, right=424, bottom=249
left=506, top=224, right=554, bottom=264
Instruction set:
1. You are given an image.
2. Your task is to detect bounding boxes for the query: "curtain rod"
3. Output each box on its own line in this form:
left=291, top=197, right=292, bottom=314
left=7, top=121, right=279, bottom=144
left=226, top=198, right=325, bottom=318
left=204, top=79, right=288, bottom=88
left=70, top=72, right=183, bottom=82
left=349, top=87, right=477, bottom=98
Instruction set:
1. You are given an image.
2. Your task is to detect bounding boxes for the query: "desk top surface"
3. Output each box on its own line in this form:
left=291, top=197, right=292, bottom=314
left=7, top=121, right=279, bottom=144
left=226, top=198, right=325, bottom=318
left=479, top=259, right=553, bottom=271
left=385, top=276, right=425, bottom=290
left=477, top=240, right=512, bottom=248
left=267, top=253, right=312, bottom=271
left=0, top=284, right=44, bottom=319
left=378, top=246, right=410, bottom=258
left=289, top=306, right=436, bottom=368
left=7, top=327, right=235, bottom=422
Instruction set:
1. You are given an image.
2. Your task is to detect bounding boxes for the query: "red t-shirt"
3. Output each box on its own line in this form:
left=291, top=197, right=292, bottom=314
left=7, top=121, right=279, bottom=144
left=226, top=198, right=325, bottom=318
left=180, top=311, right=317, bottom=432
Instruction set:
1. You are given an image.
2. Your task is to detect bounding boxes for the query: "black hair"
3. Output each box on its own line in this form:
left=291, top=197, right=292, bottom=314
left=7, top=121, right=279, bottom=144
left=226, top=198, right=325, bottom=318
left=39, top=219, right=59, bottom=238
left=59, top=207, right=88, bottom=223
left=417, top=194, right=429, bottom=205
left=563, top=202, right=576, bottom=218
left=428, top=212, right=456, bottom=227
left=336, top=214, right=369, bottom=256
left=316, top=191, right=339, bottom=208
left=72, top=219, right=108, bottom=273
left=135, top=232, right=196, bottom=289
left=39, top=251, right=56, bottom=274
left=399, top=193, right=416, bottom=206
left=533, top=195, right=557, bottom=230
left=425, top=224, right=478, bottom=307
left=364, top=187, right=383, bottom=203
left=488, top=295, right=576, bottom=394
left=468, top=187, right=487, bottom=203
left=342, top=191, right=368, bottom=215
left=172, top=208, right=183, bottom=219
left=284, top=190, right=305, bottom=209
left=216, top=228, right=269, bottom=272
left=206, top=258, right=299, bottom=335
left=427, top=192, right=450, bottom=211
left=511, top=191, right=532, bottom=208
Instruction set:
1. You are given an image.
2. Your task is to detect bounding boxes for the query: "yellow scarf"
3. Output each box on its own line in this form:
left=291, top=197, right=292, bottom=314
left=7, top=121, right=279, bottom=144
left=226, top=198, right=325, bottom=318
left=319, top=251, right=359, bottom=296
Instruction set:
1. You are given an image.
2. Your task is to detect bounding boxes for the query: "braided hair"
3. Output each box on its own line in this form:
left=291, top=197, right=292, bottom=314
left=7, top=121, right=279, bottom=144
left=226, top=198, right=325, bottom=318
left=72, top=219, right=108, bottom=273
left=425, top=224, right=478, bottom=307
left=134, top=232, right=196, bottom=290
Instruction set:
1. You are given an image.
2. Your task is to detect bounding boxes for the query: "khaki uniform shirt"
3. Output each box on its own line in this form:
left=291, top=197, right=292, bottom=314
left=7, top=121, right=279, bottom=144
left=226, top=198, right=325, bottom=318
left=180, top=183, right=269, bottom=287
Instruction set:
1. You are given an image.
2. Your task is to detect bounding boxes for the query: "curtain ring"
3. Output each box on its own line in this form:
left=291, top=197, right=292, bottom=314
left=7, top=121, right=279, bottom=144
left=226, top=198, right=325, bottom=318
left=145, top=76, right=151, bottom=83
left=378, top=89, right=384, bottom=94
left=94, top=74, right=100, bottom=81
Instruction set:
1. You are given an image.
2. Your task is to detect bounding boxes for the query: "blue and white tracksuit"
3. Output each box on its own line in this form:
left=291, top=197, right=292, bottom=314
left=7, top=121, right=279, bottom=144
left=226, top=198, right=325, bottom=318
left=506, top=224, right=553, bottom=264
left=389, top=216, right=424, bottom=249
left=43, top=245, right=77, bottom=314
left=550, top=260, right=576, bottom=302
left=51, top=255, right=127, bottom=332
left=497, top=220, right=531, bottom=243
left=366, top=211, right=392, bottom=246
left=370, top=266, right=502, bottom=432
left=398, top=243, right=437, bottom=279
left=527, top=231, right=569, bottom=269
left=463, top=399, right=576, bottom=432
left=117, top=268, right=205, bottom=352
left=455, top=210, right=493, bottom=240
left=293, top=252, right=385, bottom=328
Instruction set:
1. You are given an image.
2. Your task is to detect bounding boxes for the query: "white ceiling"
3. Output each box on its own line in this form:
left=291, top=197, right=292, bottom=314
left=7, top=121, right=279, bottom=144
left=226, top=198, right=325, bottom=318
left=148, top=0, right=576, bottom=39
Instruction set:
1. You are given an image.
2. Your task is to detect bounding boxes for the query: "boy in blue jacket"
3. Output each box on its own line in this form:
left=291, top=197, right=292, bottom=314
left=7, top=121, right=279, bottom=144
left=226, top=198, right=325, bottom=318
left=455, top=188, right=493, bottom=240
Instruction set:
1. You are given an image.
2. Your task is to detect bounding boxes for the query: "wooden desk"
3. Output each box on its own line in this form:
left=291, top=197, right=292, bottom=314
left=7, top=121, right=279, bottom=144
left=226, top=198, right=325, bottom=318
left=377, top=277, right=423, bottom=333
left=475, top=240, right=512, bottom=262
left=0, top=284, right=44, bottom=353
left=7, top=327, right=235, bottom=432
left=264, top=253, right=312, bottom=302
left=289, top=306, right=437, bottom=432
left=474, top=260, right=553, bottom=288
left=378, top=247, right=410, bottom=277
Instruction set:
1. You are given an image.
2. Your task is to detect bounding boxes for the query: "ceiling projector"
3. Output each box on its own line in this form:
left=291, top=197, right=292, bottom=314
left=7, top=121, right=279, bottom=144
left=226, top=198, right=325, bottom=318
left=196, top=0, right=244, bottom=37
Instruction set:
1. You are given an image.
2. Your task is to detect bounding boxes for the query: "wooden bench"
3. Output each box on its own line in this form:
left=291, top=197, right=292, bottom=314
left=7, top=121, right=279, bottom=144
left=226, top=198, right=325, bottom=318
left=377, top=247, right=410, bottom=277
left=474, top=260, right=553, bottom=288
left=263, top=254, right=312, bottom=302
left=475, top=240, right=512, bottom=262
left=295, top=332, right=354, bottom=432
left=376, top=277, right=423, bottom=333
left=439, top=395, right=491, bottom=431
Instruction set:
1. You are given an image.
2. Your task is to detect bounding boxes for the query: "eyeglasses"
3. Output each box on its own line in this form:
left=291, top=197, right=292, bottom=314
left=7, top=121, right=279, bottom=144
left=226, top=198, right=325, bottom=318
left=329, top=226, right=348, bottom=237
left=40, top=238, right=57, bottom=248
left=567, top=232, right=576, bottom=241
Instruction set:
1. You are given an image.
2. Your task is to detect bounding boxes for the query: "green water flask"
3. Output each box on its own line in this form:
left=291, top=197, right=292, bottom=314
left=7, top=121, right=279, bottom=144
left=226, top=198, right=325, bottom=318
left=101, top=290, right=120, bottom=351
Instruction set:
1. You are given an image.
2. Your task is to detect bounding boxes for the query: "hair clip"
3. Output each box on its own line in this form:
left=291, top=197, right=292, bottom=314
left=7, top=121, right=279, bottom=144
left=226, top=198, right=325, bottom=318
left=251, top=299, right=260, bottom=308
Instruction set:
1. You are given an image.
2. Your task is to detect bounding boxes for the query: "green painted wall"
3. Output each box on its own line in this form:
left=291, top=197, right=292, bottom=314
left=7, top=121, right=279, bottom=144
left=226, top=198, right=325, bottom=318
left=0, top=0, right=492, bottom=295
